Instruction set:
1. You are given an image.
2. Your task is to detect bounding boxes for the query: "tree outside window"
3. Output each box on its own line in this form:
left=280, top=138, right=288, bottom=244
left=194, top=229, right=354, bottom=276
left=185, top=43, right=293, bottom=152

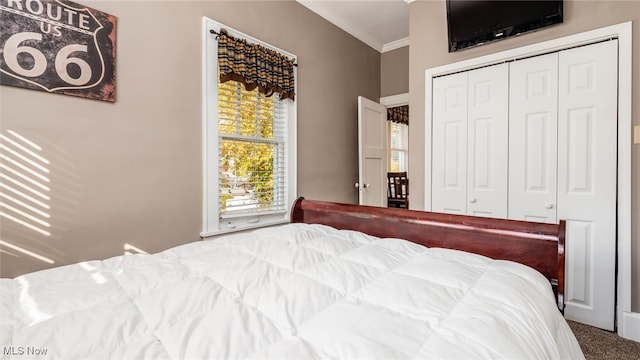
left=218, top=80, right=284, bottom=214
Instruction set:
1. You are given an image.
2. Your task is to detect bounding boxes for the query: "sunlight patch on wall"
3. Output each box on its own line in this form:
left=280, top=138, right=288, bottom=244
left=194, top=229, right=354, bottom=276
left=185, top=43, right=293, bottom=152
left=0, top=240, right=54, bottom=264
left=124, top=243, right=148, bottom=255
left=0, top=130, right=54, bottom=263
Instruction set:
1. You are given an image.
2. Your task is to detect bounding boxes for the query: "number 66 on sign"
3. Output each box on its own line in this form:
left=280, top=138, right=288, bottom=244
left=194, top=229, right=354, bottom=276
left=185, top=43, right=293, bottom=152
left=0, top=0, right=117, bottom=102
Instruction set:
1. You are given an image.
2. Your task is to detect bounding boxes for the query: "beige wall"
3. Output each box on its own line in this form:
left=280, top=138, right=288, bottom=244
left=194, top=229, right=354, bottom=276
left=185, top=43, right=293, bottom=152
left=408, top=0, right=640, bottom=311
left=0, top=1, right=380, bottom=277
left=381, top=46, right=409, bottom=97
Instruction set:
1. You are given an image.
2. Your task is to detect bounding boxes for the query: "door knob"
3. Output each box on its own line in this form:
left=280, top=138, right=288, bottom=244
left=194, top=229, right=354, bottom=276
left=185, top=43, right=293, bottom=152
left=469, top=198, right=477, bottom=204
left=545, top=203, right=555, bottom=209
left=363, top=183, right=370, bottom=189
left=355, top=182, right=359, bottom=188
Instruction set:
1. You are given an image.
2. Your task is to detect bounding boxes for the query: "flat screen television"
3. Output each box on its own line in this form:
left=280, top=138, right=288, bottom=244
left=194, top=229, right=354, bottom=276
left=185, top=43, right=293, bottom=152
left=446, top=0, right=563, bottom=52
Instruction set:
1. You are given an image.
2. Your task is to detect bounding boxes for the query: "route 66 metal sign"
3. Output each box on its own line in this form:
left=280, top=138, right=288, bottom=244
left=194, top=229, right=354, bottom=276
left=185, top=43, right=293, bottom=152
left=0, top=0, right=116, bottom=102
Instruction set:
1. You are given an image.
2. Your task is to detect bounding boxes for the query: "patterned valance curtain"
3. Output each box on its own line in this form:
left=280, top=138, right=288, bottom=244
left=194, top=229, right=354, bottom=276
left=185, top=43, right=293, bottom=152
left=217, top=29, right=296, bottom=101
left=387, top=105, right=409, bottom=125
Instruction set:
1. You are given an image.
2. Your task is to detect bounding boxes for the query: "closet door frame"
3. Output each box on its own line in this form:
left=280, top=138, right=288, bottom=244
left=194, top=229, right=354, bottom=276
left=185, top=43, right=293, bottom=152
left=424, top=22, right=634, bottom=341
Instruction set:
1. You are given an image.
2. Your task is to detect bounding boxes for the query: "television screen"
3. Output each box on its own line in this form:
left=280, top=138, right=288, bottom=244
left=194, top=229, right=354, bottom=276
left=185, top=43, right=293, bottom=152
left=446, top=0, right=563, bottom=52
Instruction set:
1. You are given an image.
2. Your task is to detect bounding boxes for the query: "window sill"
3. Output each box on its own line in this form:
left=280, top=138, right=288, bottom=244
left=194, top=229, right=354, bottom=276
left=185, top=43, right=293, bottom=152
left=200, top=218, right=289, bottom=239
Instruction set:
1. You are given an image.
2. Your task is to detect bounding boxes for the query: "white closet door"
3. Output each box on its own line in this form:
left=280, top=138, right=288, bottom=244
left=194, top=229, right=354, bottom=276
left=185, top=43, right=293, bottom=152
left=558, top=40, right=618, bottom=331
left=432, top=72, right=467, bottom=215
left=467, top=63, right=509, bottom=218
left=508, top=53, right=559, bottom=223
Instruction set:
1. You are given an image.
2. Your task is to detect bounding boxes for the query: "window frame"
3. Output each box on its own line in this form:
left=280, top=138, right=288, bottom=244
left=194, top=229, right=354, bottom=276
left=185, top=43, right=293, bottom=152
left=201, top=17, right=297, bottom=237
left=380, top=93, right=409, bottom=174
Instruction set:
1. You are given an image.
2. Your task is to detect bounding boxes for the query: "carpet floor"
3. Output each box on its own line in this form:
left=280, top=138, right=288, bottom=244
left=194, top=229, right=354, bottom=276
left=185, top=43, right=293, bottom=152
left=568, top=320, right=640, bottom=359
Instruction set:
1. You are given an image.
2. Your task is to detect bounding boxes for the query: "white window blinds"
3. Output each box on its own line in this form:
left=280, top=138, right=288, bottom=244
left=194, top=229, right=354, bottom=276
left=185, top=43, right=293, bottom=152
left=389, top=121, right=408, bottom=172
left=217, top=80, right=288, bottom=217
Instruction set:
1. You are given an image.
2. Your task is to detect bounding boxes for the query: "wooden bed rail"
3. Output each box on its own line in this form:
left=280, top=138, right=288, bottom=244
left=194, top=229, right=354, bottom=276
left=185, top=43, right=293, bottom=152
left=290, top=197, right=566, bottom=312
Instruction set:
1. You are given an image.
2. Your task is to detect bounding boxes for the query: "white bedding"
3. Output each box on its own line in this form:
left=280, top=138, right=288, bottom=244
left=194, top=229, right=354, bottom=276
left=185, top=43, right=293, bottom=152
left=0, top=223, right=583, bottom=359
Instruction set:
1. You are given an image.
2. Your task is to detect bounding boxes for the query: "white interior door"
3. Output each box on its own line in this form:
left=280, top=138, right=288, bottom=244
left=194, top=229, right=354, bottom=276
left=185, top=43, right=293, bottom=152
left=508, top=52, right=559, bottom=223
left=432, top=72, right=468, bottom=215
left=558, top=40, right=618, bottom=331
left=357, top=96, right=387, bottom=206
left=466, top=63, right=509, bottom=218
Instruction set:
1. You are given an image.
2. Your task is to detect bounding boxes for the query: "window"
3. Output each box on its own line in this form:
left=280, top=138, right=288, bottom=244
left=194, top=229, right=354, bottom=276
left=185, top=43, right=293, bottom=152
left=202, top=17, right=296, bottom=236
left=388, top=121, right=408, bottom=172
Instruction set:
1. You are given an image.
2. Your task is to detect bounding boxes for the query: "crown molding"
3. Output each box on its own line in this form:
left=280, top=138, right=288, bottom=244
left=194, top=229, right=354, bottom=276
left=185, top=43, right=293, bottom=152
left=296, top=0, right=384, bottom=52
left=382, top=37, right=409, bottom=53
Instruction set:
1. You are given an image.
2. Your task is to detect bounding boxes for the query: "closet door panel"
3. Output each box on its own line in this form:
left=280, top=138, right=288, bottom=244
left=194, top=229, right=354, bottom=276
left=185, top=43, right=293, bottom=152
left=432, top=72, right=467, bottom=215
left=467, top=63, right=508, bottom=218
left=558, top=40, right=618, bottom=330
left=508, top=53, right=559, bottom=223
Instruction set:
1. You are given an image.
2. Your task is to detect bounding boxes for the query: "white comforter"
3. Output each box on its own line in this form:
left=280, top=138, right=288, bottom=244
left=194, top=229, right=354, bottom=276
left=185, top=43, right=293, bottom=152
left=0, top=223, right=583, bottom=359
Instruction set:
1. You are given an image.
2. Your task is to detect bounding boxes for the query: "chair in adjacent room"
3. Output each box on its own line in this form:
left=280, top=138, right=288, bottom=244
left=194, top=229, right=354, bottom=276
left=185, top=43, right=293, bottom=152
left=387, top=172, right=409, bottom=209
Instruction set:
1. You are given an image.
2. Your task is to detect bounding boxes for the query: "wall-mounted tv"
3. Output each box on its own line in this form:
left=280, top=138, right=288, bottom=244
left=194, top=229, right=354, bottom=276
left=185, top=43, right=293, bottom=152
left=446, top=0, right=563, bottom=52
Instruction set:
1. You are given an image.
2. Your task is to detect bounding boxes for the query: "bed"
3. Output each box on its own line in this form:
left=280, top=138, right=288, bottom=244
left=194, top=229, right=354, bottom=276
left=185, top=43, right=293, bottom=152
left=0, top=197, right=583, bottom=359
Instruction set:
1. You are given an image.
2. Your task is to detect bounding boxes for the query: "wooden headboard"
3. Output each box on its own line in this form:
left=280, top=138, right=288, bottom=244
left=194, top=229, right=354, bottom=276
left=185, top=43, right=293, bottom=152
left=290, top=197, right=566, bottom=312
